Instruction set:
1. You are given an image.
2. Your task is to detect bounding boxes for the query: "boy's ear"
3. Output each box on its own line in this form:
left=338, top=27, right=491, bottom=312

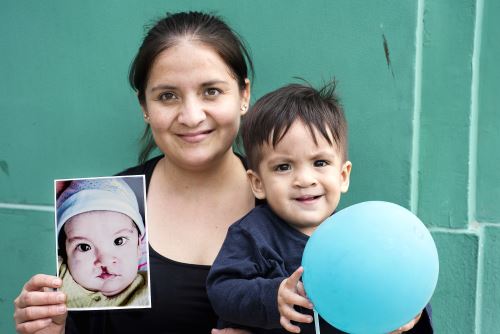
left=340, top=161, right=352, bottom=193
left=247, top=170, right=266, bottom=200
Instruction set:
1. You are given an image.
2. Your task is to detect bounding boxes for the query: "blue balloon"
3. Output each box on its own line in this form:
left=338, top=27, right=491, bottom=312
left=302, top=201, right=439, bottom=334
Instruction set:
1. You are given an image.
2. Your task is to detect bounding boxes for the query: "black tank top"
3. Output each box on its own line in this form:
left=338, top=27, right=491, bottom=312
left=67, top=155, right=223, bottom=333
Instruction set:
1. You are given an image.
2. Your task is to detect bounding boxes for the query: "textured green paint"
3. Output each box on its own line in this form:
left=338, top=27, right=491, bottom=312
left=0, top=210, right=55, bottom=334
left=418, top=0, right=475, bottom=228
left=476, top=0, right=500, bottom=223
left=0, top=2, right=421, bottom=332
left=243, top=0, right=419, bottom=209
left=431, top=232, right=478, bottom=333
left=0, top=0, right=418, bottom=208
left=480, top=225, right=500, bottom=332
left=2, top=1, right=499, bottom=333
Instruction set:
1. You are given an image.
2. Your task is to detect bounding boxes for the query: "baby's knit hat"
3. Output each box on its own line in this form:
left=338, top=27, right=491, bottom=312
left=56, top=177, right=145, bottom=237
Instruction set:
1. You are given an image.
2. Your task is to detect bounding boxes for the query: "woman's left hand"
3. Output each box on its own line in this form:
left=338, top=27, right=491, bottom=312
left=389, top=312, right=422, bottom=333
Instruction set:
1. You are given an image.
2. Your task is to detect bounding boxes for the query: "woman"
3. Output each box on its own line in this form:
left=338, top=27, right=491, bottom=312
left=14, top=11, right=254, bottom=334
left=14, top=11, right=428, bottom=334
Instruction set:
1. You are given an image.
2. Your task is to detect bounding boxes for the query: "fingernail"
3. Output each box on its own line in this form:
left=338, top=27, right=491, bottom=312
left=52, top=278, right=62, bottom=286
left=57, top=305, right=66, bottom=313
left=57, top=293, right=65, bottom=303
left=307, top=316, right=313, bottom=323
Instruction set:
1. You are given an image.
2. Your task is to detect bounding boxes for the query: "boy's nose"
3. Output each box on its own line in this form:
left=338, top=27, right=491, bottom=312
left=293, top=168, right=317, bottom=187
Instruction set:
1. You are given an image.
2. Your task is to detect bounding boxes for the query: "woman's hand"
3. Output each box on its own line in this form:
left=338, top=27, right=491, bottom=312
left=277, top=267, right=313, bottom=333
left=389, top=312, right=422, bottom=334
left=13, top=274, right=67, bottom=334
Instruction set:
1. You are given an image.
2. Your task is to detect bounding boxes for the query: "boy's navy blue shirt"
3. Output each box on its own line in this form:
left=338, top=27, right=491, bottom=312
left=207, top=204, right=433, bottom=334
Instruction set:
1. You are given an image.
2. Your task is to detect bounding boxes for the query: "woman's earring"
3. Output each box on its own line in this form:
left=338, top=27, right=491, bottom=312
left=240, top=104, right=248, bottom=112
left=143, top=114, right=150, bottom=121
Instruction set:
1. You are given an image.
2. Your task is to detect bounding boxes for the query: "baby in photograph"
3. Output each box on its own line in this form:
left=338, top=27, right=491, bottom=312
left=56, top=177, right=149, bottom=308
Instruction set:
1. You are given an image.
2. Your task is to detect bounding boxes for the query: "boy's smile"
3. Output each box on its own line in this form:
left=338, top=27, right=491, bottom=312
left=248, top=120, right=351, bottom=236
left=295, top=194, right=324, bottom=205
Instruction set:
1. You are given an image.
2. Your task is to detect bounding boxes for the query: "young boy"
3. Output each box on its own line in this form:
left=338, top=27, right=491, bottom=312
left=207, top=83, right=432, bottom=333
left=56, top=177, right=149, bottom=308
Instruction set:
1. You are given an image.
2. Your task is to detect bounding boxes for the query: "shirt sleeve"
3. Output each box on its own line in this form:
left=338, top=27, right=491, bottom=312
left=207, top=224, right=284, bottom=329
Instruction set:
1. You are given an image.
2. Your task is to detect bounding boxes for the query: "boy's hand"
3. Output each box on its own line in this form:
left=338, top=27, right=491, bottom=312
left=388, top=312, right=422, bottom=333
left=277, top=267, right=313, bottom=333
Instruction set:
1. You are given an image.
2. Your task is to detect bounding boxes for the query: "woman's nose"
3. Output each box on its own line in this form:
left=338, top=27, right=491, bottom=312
left=177, top=97, right=206, bottom=127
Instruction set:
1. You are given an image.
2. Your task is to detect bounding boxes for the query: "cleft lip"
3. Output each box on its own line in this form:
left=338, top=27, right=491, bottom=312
left=97, top=268, right=119, bottom=280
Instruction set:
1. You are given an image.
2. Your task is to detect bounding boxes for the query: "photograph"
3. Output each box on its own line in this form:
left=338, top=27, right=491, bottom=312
left=54, top=176, right=151, bottom=310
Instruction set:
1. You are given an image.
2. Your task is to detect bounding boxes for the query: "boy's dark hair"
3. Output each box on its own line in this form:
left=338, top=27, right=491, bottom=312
left=241, top=81, right=347, bottom=171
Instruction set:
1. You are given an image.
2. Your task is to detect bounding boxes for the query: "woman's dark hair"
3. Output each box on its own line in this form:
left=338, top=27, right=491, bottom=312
left=129, top=11, right=254, bottom=163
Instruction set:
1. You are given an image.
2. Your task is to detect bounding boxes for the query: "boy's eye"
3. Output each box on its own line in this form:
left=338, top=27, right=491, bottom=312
left=114, top=237, right=128, bottom=246
left=204, top=88, right=221, bottom=97
left=159, top=92, right=177, bottom=101
left=274, top=164, right=291, bottom=172
left=76, top=243, right=91, bottom=252
left=314, top=160, right=329, bottom=167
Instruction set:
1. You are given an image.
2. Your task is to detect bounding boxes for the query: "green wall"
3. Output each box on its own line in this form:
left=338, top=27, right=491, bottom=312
left=1, top=1, right=498, bottom=333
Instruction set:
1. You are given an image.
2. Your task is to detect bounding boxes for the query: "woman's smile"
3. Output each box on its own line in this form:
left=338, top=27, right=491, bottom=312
left=177, top=129, right=214, bottom=143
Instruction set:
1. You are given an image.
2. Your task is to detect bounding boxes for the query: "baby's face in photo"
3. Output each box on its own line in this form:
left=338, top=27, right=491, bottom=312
left=64, top=211, right=140, bottom=296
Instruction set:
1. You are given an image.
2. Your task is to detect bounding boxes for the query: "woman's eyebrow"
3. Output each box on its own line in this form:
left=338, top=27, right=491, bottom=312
left=200, top=80, right=228, bottom=87
left=150, top=84, right=177, bottom=92
left=149, top=80, right=228, bottom=92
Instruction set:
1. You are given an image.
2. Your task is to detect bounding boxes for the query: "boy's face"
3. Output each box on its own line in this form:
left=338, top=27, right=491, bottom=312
left=64, top=211, right=140, bottom=296
left=248, top=120, right=351, bottom=236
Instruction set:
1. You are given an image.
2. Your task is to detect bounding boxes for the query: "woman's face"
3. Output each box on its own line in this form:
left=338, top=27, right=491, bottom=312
left=142, top=40, right=250, bottom=170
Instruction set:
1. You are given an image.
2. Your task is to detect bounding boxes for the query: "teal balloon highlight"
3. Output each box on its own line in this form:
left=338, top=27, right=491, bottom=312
left=302, top=201, right=439, bottom=334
